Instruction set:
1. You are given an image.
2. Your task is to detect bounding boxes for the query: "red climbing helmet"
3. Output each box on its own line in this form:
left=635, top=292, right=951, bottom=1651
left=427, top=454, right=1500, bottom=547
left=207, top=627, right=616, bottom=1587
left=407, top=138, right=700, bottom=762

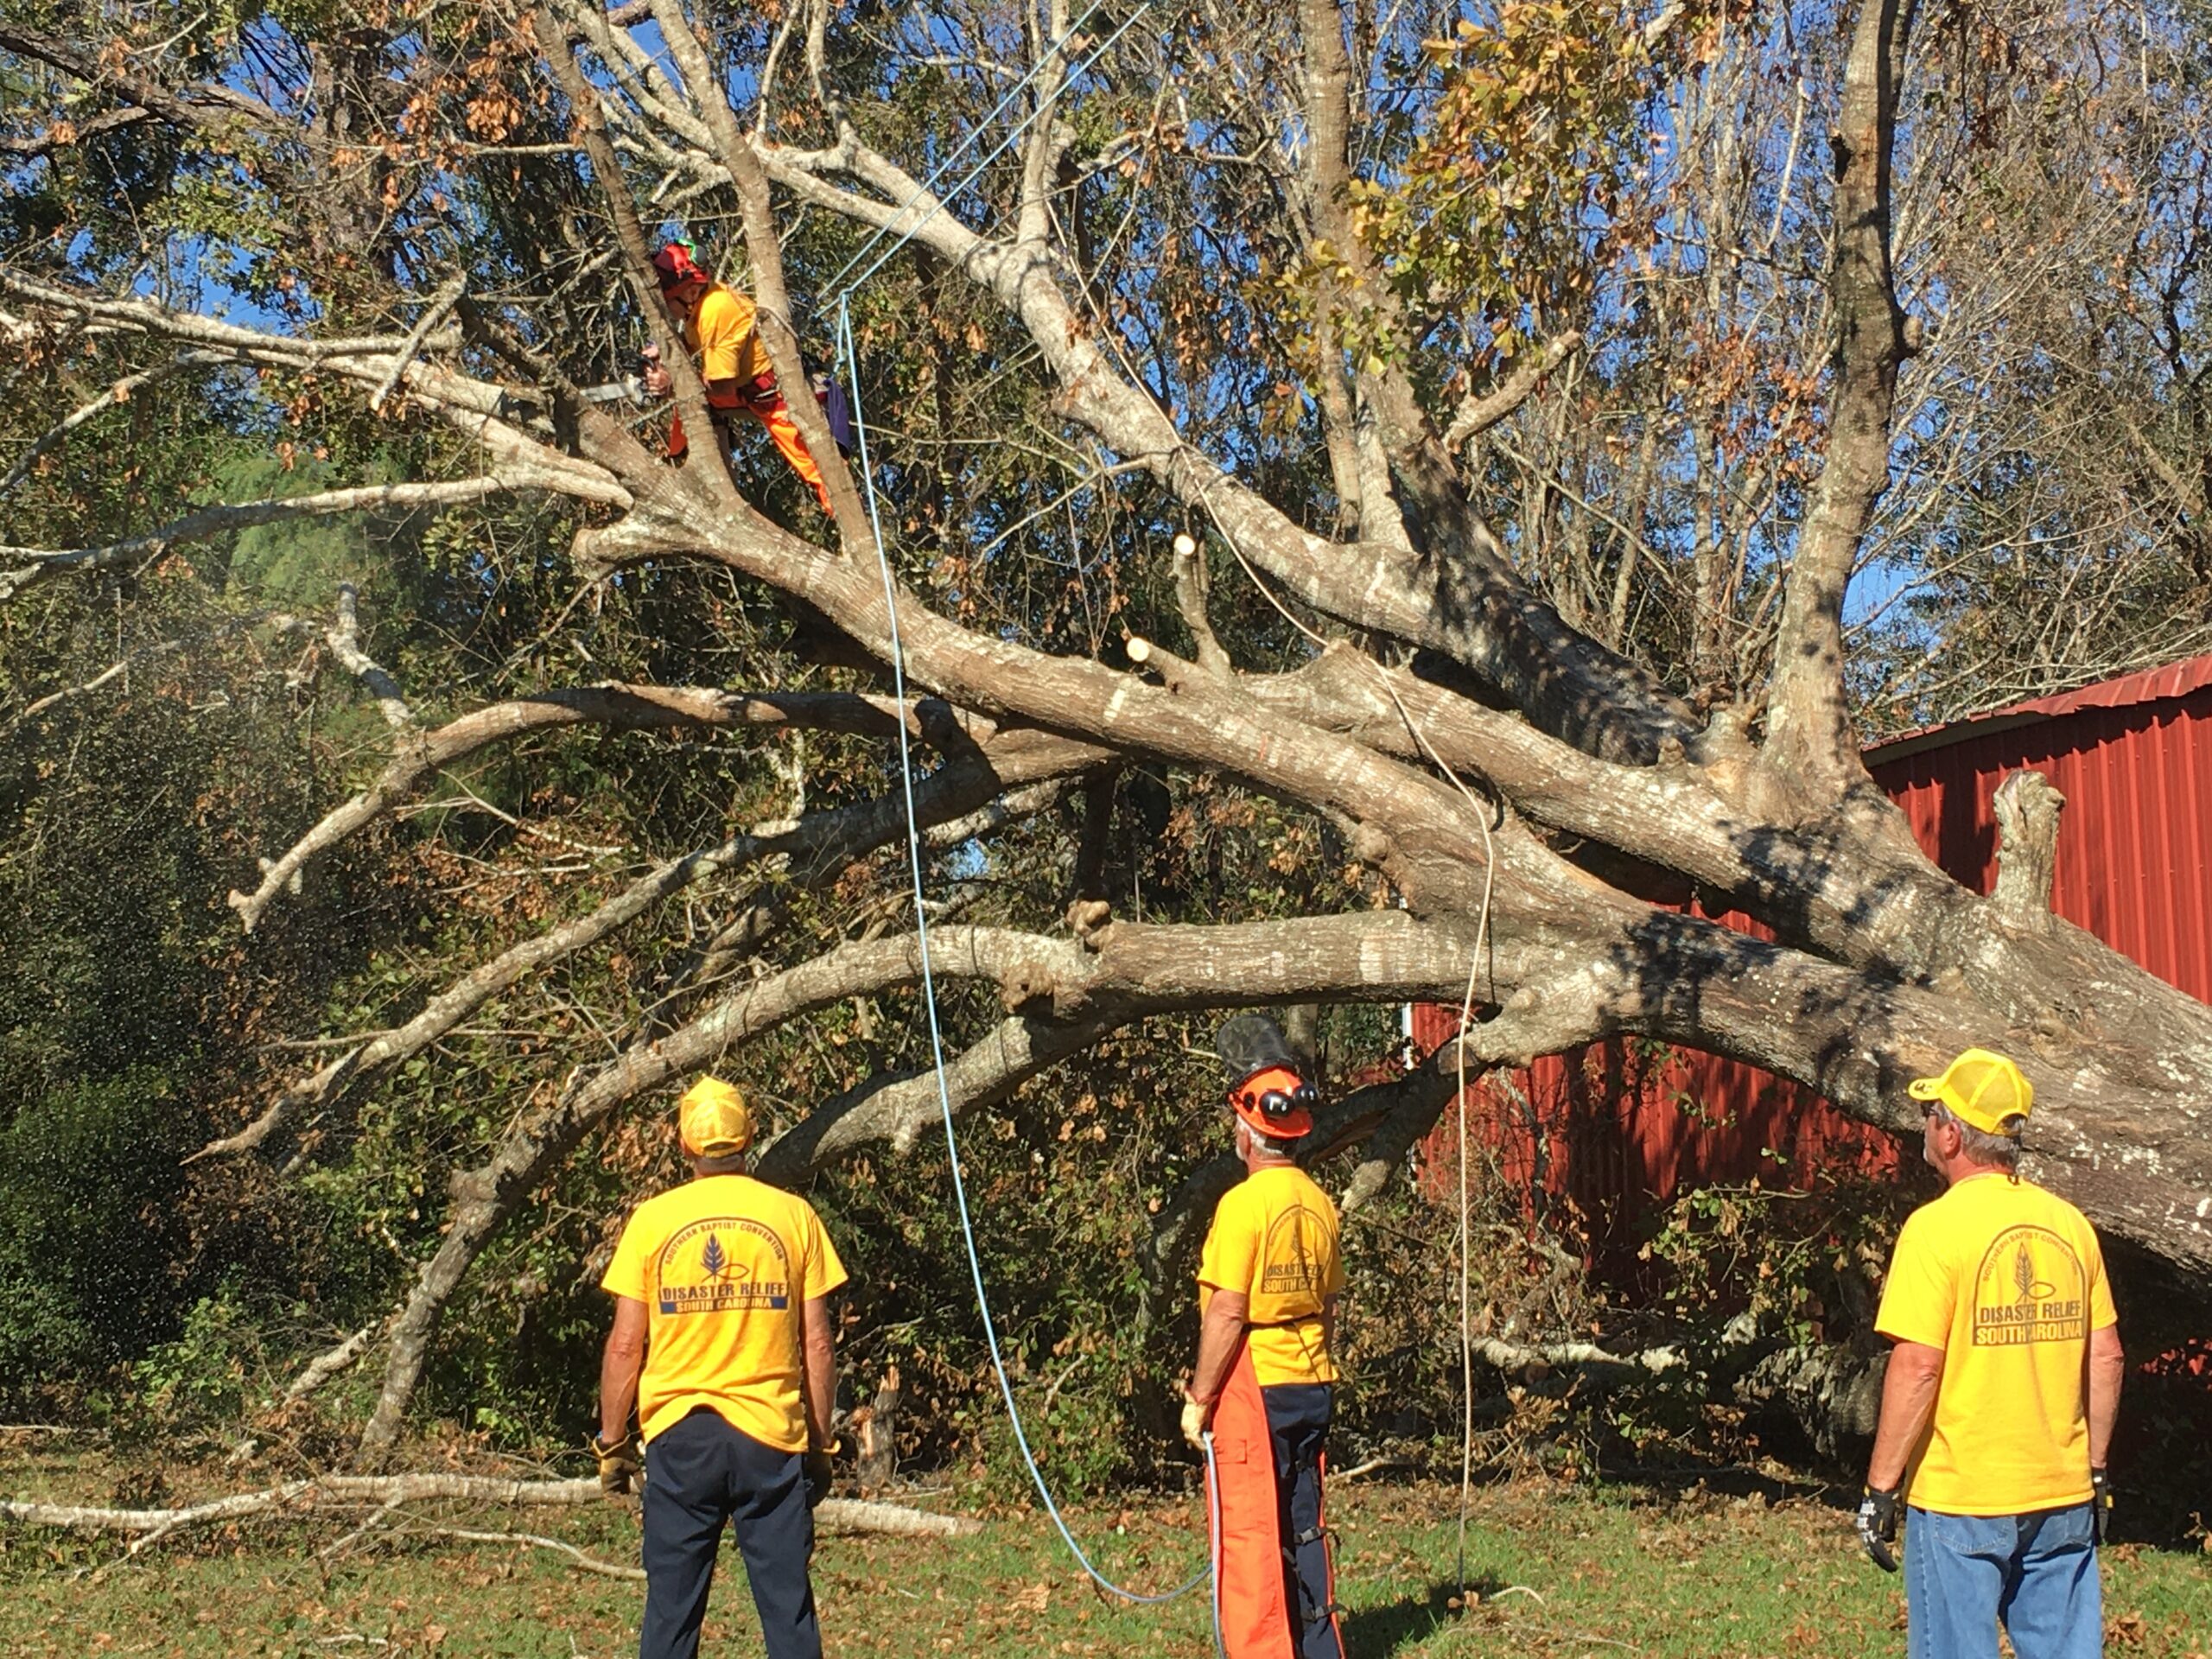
left=652, top=240, right=707, bottom=292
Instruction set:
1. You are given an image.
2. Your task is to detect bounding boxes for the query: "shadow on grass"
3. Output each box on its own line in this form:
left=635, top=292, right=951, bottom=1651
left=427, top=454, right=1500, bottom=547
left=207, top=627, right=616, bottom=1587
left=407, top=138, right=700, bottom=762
left=1339, top=1576, right=1501, bottom=1656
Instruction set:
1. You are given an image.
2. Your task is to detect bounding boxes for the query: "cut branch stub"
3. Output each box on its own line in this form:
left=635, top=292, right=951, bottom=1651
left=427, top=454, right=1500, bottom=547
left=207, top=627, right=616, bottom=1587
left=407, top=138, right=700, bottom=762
left=1992, top=770, right=2066, bottom=931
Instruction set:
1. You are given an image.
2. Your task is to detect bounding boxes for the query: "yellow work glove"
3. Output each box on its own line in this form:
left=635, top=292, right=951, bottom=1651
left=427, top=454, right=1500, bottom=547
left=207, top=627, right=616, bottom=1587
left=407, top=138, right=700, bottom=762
left=1180, top=1392, right=1212, bottom=1451
left=594, top=1430, right=642, bottom=1497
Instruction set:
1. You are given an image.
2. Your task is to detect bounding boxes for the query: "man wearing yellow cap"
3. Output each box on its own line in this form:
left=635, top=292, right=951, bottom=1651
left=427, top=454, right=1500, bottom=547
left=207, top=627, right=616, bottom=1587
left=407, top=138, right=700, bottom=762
left=595, top=1077, right=848, bottom=1659
left=1857, top=1047, right=2126, bottom=1659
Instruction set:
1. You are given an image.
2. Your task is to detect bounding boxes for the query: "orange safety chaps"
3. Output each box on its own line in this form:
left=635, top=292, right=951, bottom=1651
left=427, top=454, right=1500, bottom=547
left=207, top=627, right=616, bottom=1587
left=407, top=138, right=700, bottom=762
left=1206, top=1345, right=1344, bottom=1659
left=667, top=374, right=833, bottom=515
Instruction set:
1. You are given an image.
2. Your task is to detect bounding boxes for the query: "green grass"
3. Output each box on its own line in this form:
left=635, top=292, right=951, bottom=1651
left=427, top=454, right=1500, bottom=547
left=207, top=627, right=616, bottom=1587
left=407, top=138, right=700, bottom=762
left=4, top=1455, right=2208, bottom=1657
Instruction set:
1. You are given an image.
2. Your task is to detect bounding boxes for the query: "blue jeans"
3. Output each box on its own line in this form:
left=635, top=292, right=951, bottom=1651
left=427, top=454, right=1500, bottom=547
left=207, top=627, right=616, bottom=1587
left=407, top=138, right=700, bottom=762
left=1906, top=1503, right=2101, bottom=1659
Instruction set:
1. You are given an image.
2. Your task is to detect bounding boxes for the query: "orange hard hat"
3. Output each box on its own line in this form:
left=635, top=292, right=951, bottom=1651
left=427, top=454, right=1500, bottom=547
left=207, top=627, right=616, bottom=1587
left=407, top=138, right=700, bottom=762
left=1216, top=1014, right=1317, bottom=1138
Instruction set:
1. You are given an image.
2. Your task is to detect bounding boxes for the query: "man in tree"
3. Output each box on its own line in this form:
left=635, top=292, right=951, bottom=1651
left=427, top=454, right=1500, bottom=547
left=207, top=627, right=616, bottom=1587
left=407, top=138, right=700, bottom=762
left=1183, top=1014, right=1347, bottom=1659
left=641, top=241, right=835, bottom=516
left=1857, top=1049, right=2126, bottom=1659
left=595, top=1077, right=847, bottom=1659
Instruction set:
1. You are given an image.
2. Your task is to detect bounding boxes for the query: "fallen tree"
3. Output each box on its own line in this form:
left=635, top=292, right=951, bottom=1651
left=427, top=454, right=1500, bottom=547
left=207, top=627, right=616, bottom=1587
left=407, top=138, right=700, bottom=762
left=4, top=0, right=2209, bottom=1465
left=0, top=1474, right=980, bottom=1552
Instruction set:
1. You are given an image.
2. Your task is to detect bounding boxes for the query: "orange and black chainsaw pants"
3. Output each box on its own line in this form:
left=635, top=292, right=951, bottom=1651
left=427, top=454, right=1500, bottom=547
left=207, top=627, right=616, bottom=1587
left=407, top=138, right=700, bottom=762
left=668, top=374, right=833, bottom=515
left=1208, top=1349, right=1345, bottom=1659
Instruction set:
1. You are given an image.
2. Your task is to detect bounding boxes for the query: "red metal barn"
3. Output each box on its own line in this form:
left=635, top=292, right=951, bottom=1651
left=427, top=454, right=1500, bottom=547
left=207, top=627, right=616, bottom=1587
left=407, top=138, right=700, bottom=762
left=1412, top=652, right=2212, bottom=1245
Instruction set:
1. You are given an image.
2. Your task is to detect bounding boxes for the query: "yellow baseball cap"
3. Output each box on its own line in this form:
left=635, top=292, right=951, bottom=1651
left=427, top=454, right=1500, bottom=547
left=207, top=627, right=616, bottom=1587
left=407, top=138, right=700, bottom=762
left=678, top=1076, right=753, bottom=1156
left=1907, top=1047, right=2032, bottom=1135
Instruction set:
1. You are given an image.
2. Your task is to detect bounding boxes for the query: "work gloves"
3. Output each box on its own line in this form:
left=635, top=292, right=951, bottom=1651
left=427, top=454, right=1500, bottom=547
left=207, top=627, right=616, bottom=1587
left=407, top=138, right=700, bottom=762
left=1856, top=1484, right=1902, bottom=1573
left=2091, top=1467, right=2113, bottom=1546
left=594, top=1430, right=642, bottom=1497
left=804, top=1442, right=837, bottom=1510
left=1180, top=1391, right=1212, bottom=1452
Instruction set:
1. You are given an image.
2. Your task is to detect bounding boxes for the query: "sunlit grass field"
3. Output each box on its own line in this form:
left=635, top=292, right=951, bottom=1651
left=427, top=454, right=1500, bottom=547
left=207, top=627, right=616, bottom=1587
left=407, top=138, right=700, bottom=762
left=5, top=1450, right=2208, bottom=1657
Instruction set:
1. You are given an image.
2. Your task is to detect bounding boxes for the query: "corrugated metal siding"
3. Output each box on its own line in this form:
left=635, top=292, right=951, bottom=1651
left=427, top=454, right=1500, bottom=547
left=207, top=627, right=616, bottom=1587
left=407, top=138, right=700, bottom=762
left=1866, top=651, right=2212, bottom=762
left=1416, top=668, right=2212, bottom=1237
left=1878, top=686, right=2212, bottom=1003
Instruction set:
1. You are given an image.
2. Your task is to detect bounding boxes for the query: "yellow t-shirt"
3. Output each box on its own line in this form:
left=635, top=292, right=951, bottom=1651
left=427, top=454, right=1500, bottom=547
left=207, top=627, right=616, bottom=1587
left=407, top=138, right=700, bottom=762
left=1874, top=1173, right=2117, bottom=1516
left=684, top=284, right=768, bottom=397
left=1198, top=1165, right=1344, bottom=1387
left=602, top=1173, right=848, bottom=1450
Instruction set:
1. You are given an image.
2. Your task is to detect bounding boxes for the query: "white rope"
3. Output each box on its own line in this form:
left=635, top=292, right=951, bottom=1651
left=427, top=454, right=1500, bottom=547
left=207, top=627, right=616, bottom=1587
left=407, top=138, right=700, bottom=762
left=818, top=1, right=1110, bottom=296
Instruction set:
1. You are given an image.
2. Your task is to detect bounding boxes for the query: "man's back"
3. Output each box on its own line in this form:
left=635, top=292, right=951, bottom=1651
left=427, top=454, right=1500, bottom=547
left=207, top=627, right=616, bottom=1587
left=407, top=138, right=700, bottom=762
left=602, top=1173, right=844, bottom=1452
left=1200, top=1164, right=1344, bottom=1386
left=684, top=283, right=768, bottom=391
left=1876, top=1173, right=2115, bottom=1514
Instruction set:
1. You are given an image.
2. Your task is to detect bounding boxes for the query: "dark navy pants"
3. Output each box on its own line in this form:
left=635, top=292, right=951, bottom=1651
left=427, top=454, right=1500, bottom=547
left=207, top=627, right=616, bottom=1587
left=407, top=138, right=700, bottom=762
left=1262, top=1382, right=1344, bottom=1659
left=639, top=1408, right=820, bottom=1659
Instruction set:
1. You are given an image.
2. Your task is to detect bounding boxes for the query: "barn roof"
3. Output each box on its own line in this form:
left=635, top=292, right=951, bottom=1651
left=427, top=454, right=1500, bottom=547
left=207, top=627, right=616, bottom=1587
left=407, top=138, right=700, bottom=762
left=1864, top=651, right=2212, bottom=768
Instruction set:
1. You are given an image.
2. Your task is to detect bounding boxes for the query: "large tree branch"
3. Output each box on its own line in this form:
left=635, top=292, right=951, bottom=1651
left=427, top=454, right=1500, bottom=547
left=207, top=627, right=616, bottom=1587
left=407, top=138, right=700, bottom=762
left=0, top=105, right=156, bottom=156
left=1338, top=1041, right=1466, bottom=1212
left=1, top=350, right=230, bottom=495
left=594, top=487, right=1576, bottom=931
left=753, top=1010, right=1132, bottom=1183
left=0, top=1476, right=974, bottom=1548
left=226, top=685, right=976, bottom=931
left=0, top=25, right=289, bottom=142
left=1441, top=332, right=1586, bottom=450
left=1548, top=904, right=2212, bottom=1279
left=358, top=908, right=1483, bottom=1452
left=325, top=583, right=413, bottom=729
left=752, top=139, right=1700, bottom=763
left=0, top=276, right=644, bottom=512
left=545, top=25, right=737, bottom=522
left=1990, top=770, right=2064, bottom=931
left=1150, top=1045, right=1466, bottom=1280
left=207, top=728, right=1103, bottom=1160
left=0, top=477, right=538, bottom=602
left=1296, top=0, right=1395, bottom=542
left=1242, top=647, right=1980, bottom=977
left=0, top=272, right=460, bottom=366
left=1764, top=0, right=1920, bottom=791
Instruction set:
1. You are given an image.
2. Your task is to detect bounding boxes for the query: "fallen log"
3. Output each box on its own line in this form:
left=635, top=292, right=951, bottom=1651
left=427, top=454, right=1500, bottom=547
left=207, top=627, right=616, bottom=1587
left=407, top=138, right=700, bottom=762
left=1, top=1473, right=981, bottom=1554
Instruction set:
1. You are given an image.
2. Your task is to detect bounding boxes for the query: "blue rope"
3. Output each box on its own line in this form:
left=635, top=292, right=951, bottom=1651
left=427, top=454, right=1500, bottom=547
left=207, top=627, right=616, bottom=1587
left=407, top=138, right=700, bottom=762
left=836, top=295, right=1207, bottom=1606
left=825, top=4, right=1154, bottom=305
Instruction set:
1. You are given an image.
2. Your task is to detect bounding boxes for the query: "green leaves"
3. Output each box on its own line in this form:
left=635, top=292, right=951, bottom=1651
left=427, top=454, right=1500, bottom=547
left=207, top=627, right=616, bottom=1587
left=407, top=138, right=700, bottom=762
left=1280, top=0, right=1695, bottom=390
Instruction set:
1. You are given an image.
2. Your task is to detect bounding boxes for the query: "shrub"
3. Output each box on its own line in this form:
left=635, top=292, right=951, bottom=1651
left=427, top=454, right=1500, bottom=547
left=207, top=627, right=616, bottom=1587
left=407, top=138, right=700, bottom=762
left=0, top=1071, right=200, bottom=1412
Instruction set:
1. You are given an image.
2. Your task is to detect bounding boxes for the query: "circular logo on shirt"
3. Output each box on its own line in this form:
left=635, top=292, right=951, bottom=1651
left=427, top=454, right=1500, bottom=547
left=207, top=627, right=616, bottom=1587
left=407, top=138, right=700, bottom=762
left=655, top=1217, right=791, bottom=1315
left=1971, top=1225, right=2088, bottom=1347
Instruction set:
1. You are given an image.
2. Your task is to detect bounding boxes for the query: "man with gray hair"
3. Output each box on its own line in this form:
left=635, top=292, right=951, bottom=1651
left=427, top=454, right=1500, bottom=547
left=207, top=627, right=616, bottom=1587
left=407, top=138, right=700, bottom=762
left=1857, top=1047, right=2125, bottom=1659
left=594, top=1076, right=846, bottom=1659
